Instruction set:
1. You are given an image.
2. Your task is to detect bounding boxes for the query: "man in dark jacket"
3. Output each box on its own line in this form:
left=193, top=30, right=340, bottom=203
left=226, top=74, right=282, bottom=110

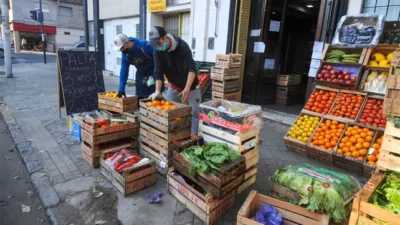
left=113, top=34, right=161, bottom=99
left=148, top=26, right=201, bottom=135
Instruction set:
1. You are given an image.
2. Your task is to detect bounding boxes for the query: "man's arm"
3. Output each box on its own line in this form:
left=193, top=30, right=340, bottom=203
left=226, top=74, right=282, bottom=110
left=118, top=53, right=129, bottom=92
left=153, top=51, right=164, bottom=91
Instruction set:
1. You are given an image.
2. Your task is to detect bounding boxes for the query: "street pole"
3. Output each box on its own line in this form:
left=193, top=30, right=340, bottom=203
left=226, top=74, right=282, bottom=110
left=1, top=0, right=12, bottom=78
left=83, top=0, right=89, bottom=51
left=39, top=0, right=46, bottom=64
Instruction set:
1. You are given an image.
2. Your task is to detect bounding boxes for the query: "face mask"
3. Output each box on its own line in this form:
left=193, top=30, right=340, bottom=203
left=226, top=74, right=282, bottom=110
left=156, top=41, right=168, bottom=51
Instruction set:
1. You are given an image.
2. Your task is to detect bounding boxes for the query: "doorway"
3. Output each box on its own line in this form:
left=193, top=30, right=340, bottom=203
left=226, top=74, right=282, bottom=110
left=242, top=0, right=323, bottom=115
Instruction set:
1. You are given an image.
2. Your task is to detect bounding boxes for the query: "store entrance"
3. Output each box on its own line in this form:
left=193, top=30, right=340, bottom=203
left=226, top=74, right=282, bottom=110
left=264, top=0, right=321, bottom=115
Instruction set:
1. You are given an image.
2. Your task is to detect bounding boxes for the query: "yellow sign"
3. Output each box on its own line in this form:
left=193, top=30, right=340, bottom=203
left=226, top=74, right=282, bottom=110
left=148, top=0, right=167, bottom=12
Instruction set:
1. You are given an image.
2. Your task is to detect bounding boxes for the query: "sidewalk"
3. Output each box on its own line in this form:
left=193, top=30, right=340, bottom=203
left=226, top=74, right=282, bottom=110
left=0, top=62, right=368, bottom=225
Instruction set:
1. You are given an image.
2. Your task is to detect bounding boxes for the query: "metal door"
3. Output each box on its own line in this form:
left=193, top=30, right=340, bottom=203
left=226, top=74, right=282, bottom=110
left=103, top=21, right=114, bottom=73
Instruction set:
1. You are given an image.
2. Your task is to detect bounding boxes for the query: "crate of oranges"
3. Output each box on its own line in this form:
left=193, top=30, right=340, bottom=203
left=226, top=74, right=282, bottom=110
left=302, top=86, right=339, bottom=115
left=307, top=119, right=347, bottom=165
left=363, top=131, right=383, bottom=178
left=139, top=98, right=192, bottom=132
left=333, top=125, right=377, bottom=175
left=327, top=90, right=367, bottom=122
left=284, top=112, right=322, bottom=155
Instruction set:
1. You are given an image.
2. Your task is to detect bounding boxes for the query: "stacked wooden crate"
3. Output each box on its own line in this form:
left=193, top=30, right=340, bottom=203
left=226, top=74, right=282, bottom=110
left=169, top=137, right=246, bottom=225
left=198, top=99, right=263, bottom=194
left=276, top=74, right=302, bottom=105
left=80, top=120, right=139, bottom=167
left=211, top=54, right=243, bottom=102
left=138, top=99, right=192, bottom=176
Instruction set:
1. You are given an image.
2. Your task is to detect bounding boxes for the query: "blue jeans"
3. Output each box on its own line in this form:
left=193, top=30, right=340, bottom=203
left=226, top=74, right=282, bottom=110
left=165, top=87, right=201, bottom=135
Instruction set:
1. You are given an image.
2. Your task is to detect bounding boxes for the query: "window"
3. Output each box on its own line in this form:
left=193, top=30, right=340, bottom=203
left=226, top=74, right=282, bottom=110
left=136, top=24, right=140, bottom=38
left=163, top=13, right=190, bottom=44
left=78, top=43, right=85, bottom=48
left=363, top=0, right=400, bottom=21
left=34, top=2, right=49, bottom=13
left=88, top=21, right=95, bottom=46
left=116, top=25, right=123, bottom=35
left=64, top=31, right=70, bottom=35
left=164, top=15, right=180, bottom=36
left=59, top=6, right=73, bottom=17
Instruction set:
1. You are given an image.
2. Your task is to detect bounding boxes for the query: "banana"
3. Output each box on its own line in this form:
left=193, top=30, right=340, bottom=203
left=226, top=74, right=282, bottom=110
left=342, top=54, right=361, bottom=58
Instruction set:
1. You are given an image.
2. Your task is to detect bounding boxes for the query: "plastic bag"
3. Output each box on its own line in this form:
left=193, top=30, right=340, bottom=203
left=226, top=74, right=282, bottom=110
left=332, top=14, right=385, bottom=48
left=254, top=204, right=283, bottom=225
left=104, top=149, right=143, bottom=173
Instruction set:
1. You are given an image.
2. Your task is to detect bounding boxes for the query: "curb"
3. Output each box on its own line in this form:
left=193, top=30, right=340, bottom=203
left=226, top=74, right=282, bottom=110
left=0, top=103, right=60, bottom=225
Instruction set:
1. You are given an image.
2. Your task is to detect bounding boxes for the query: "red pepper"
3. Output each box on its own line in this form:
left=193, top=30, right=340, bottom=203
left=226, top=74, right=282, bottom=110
left=117, top=161, right=134, bottom=173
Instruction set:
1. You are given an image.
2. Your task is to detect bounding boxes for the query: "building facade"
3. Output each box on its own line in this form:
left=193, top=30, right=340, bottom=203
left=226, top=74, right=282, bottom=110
left=9, top=0, right=84, bottom=52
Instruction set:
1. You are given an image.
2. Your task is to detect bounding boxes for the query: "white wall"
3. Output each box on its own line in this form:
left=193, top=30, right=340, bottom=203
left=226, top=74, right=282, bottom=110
left=146, top=0, right=231, bottom=63
left=347, top=0, right=363, bottom=15
left=87, top=0, right=140, bottom=21
left=56, top=28, right=84, bottom=48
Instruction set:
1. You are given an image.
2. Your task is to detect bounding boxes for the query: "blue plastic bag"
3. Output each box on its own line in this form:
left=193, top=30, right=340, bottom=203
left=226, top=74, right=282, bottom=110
left=254, top=203, right=283, bottom=225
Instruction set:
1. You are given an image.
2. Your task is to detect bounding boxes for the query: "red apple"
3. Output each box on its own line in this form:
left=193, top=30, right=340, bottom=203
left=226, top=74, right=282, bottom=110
left=320, top=77, right=326, bottom=81
left=338, top=74, right=344, bottom=79
left=317, top=73, right=323, bottom=79
left=345, top=80, right=352, bottom=84
left=327, top=78, right=333, bottom=82
left=337, top=70, right=343, bottom=74
left=330, top=70, right=336, bottom=75
left=321, top=69, right=328, bottom=74
left=343, top=70, right=350, bottom=75
left=323, top=65, right=327, bottom=69
left=344, top=75, right=350, bottom=80
left=338, top=79, right=344, bottom=83
left=331, top=74, right=337, bottom=79
left=350, top=76, right=357, bottom=82
left=324, top=73, right=331, bottom=79
left=326, top=65, right=333, bottom=71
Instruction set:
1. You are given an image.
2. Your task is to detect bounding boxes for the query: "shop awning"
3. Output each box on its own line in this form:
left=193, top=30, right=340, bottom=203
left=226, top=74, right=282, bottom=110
left=11, top=22, right=56, bottom=34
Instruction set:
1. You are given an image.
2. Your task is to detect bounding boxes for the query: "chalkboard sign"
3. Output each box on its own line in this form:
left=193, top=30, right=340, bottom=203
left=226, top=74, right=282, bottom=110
left=58, top=50, right=105, bottom=115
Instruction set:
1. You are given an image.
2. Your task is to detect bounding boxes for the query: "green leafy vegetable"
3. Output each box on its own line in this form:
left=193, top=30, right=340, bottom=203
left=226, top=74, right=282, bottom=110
left=270, top=164, right=360, bottom=222
left=181, top=142, right=241, bottom=177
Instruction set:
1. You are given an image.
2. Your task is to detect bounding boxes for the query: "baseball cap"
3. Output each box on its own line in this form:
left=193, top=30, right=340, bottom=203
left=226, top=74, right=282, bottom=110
left=148, top=26, right=166, bottom=45
left=113, top=34, right=129, bottom=51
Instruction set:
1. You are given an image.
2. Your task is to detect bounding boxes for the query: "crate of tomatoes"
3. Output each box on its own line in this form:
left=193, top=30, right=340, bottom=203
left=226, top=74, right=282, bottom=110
left=355, top=95, right=387, bottom=130
left=302, top=86, right=339, bottom=115
left=327, top=90, right=367, bottom=122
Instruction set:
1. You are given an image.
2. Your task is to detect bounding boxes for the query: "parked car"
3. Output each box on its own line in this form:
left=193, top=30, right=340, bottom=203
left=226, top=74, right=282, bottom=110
left=59, top=41, right=86, bottom=51
left=0, top=40, right=14, bottom=58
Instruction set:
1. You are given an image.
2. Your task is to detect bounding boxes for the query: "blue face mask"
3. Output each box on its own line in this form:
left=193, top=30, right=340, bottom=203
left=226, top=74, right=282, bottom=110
left=156, top=41, right=168, bottom=51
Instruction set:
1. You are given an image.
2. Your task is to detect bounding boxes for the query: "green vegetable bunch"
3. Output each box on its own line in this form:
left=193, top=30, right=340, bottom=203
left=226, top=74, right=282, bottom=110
left=181, top=142, right=241, bottom=177
left=371, top=172, right=400, bottom=218
left=271, top=164, right=360, bottom=222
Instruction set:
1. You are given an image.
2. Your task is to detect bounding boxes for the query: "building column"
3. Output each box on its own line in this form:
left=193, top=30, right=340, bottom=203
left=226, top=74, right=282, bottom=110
left=13, top=30, right=20, bottom=52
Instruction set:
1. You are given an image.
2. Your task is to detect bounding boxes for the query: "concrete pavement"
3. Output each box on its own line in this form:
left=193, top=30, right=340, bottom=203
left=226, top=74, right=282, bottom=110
left=0, top=62, right=367, bottom=225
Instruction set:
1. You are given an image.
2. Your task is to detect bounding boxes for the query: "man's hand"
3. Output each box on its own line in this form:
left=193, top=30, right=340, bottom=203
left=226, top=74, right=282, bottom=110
left=148, top=90, right=161, bottom=101
left=117, top=91, right=126, bottom=98
left=178, top=88, right=190, bottom=103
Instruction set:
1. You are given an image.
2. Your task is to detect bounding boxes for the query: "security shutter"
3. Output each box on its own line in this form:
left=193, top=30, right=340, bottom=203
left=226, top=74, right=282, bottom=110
left=164, top=15, right=180, bottom=36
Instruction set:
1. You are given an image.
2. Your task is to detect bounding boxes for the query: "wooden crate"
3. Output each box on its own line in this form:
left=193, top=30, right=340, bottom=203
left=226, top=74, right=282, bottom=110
left=383, top=66, right=400, bottom=117
left=139, top=146, right=169, bottom=177
left=333, top=125, right=377, bottom=176
left=276, top=94, right=300, bottom=105
left=377, top=119, right=400, bottom=173
left=212, top=79, right=241, bottom=93
left=168, top=169, right=235, bottom=225
left=215, top=54, right=242, bottom=69
left=81, top=121, right=138, bottom=136
left=81, top=128, right=138, bottom=145
left=284, top=112, right=323, bottom=156
left=363, top=44, right=398, bottom=67
left=315, top=63, right=363, bottom=90
left=198, top=121, right=259, bottom=153
left=301, top=85, right=340, bottom=116
left=236, top=166, right=257, bottom=195
left=82, top=150, right=100, bottom=168
left=81, top=140, right=136, bottom=159
left=325, top=89, right=368, bottom=123
left=172, top=138, right=246, bottom=199
left=98, top=92, right=138, bottom=113
left=276, top=74, right=302, bottom=86
left=237, top=190, right=330, bottom=225
left=210, top=67, right=241, bottom=81
left=353, top=95, right=386, bottom=131
left=99, top=149, right=156, bottom=196
left=139, top=99, right=192, bottom=132
left=121, top=112, right=140, bottom=125
left=321, top=44, right=367, bottom=64
left=212, top=91, right=241, bottom=101
left=358, top=68, right=389, bottom=96
left=348, top=173, right=400, bottom=225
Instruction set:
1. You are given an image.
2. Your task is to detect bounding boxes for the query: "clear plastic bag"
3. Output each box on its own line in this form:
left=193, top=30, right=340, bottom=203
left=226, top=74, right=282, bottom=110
left=332, top=14, right=385, bottom=48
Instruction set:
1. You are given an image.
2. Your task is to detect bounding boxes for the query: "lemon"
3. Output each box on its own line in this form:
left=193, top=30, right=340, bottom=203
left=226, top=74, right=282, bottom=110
left=297, top=136, right=303, bottom=141
left=379, top=60, right=390, bottom=68
left=387, top=53, right=393, bottom=62
left=368, top=60, right=379, bottom=67
left=307, top=131, right=312, bottom=136
left=303, top=137, right=309, bottom=142
left=372, top=53, right=386, bottom=63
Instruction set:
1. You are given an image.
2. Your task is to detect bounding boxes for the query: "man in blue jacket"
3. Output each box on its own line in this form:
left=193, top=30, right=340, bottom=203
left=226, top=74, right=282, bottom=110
left=113, top=34, right=160, bottom=99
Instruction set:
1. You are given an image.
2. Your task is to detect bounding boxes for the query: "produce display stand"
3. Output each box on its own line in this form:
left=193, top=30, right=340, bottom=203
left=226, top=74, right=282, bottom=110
left=320, top=44, right=367, bottom=64
left=237, top=190, right=330, bottom=225
left=138, top=99, right=192, bottom=176
left=171, top=137, right=245, bottom=199
left=284, top=111, right=323, bottom=156
left=167, top=169, right=236, bottom=225
left=100, top=149, right=157, bottom=196
left=377, top=119, right=400, bottom=173
left=98, top=92, right=138, bottom=113
left=349, top=173, right=400, bottom=225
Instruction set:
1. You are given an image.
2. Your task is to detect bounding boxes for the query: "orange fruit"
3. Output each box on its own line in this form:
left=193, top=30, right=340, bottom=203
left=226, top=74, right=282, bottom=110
left=317, top=128, right=323, bottom=132
left=322, top=126, right=328, bottom=131
left=345, top=152, right=352, bottom=157
left=325, top=134, right=331, bottom=139
left=165, top=101, right=171, bottom=106
left=363, top=128, right=370, bottom=132
left=325, top=142, right=331, bottom=148
left=146, top=102, right=152, bottom=106
left=372, top=143, right=381, bottom=149
left=330, top=140, right=336, bottom=146
left=328, top=147, right=333, bottom=151
left=365, top=136, right=373, bottom=142
left=337, top=149, right=343, bottom=154
left=345, top=131, right=352, bottom=137
left=367, top=155, right=377, bottom=162
left=350, top=146, right=357, bottom=152
left=339, top=143, right=345, bottom=148
left=345, top=142, right=353, bottom=147
left=156, top=105, right=163, bottom=110
left=355, top=143, right=363, bottom=149
left=161, top=100, right=166, bottom=105
left=318, top=140, right=324, bottom=145
left=333, top=136, right=339, bottom=142
left=338, top=124, right=345, bottom=129
left=360, top=132, right=367, bottom=138
left=352, top=151, right=360, bottom=158
left=170, top=106, right=177, bottom=109
left=353, top=126, right=360, bottom=130
left=331, top=125, right=337, bottom=130
left=343, top=147, right=350, bottom=152
left=332, top=120, right=339, bottom=125
left=318, top=136, right=324, bottom=140
left=363, top=142, right=370, bottom=148
left=354, top=134, right=361, bottom=139
left=368, top=161, right=376, bottom=165
left=357, top=156, right=365, bottom=161
left=351, top=130, right=358, bottom=136
left=367, top=131, right=374, bottom=137
left=377, top=138, right=382, bottom=144
left=358, top=149, right=367, bottom=156
left=350, top=137, right=357, bottom=144
left=342, top=137, right=349, bottom=143
left=326, top=120, right=332, bottom=125
left=357, top=138, right=365, bottom=144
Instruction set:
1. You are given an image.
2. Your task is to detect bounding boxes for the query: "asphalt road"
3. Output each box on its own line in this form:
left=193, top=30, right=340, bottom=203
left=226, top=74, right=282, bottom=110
left=0, top=108, right=49, bottom=225
left=0, top=52, right=56, bottom=66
